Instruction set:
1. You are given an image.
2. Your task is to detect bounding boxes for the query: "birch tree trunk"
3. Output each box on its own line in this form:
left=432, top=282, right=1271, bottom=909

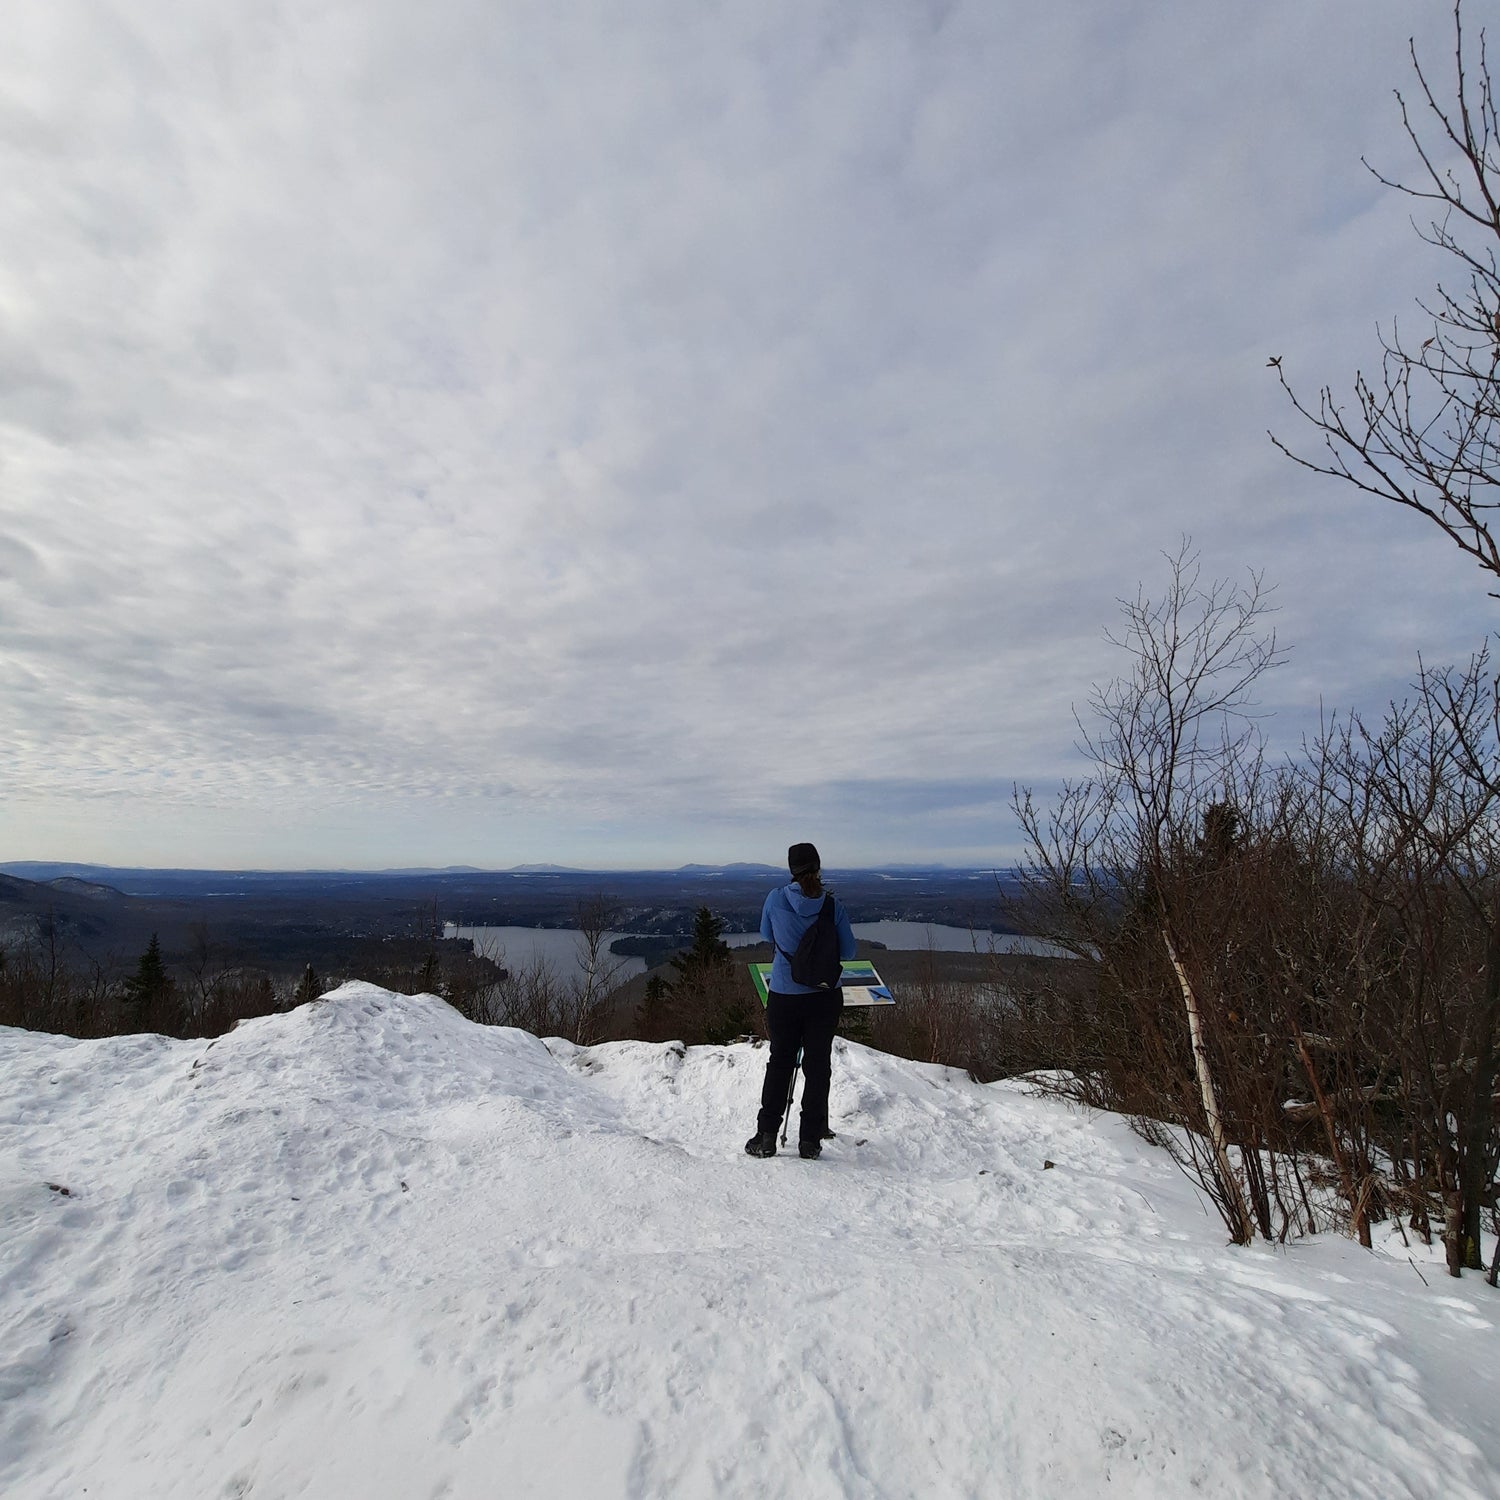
left=1163, top=926, right=1255, bottom=1244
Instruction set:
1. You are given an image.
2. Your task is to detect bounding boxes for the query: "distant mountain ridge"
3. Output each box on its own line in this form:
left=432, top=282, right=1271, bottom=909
left=0, top=871, right=143, bottom=950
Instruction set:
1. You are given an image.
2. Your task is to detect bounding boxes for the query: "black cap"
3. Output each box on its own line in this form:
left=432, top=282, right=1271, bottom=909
left=788, top=842, right=820, bottom=879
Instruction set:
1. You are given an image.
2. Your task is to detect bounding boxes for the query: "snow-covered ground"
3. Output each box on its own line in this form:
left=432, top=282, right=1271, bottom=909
left=3, top=982, right=1497, bottom=1499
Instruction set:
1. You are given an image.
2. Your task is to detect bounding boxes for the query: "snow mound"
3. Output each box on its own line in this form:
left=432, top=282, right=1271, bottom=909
left=2, top=982, right=1497, bottom=1499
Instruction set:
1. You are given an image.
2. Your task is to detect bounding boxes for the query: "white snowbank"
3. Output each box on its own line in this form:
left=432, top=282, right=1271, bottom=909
left=2, top=981, right=1496, bottom=1499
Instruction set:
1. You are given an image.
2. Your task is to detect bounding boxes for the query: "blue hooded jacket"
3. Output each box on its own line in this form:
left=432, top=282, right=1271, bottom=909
left=760, top=882, right=858, bottom=995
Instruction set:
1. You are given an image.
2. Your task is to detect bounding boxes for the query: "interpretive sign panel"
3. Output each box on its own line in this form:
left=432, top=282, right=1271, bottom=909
left=749, top=961, right=894, bottom=1007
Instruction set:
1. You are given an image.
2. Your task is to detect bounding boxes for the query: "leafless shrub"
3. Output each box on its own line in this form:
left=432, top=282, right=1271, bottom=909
left=465, top=901, right=633, bottom=1045
left=1007, top=539, right=1283, bottom=1243
left=1005, top=541, right=1499, bottom=1267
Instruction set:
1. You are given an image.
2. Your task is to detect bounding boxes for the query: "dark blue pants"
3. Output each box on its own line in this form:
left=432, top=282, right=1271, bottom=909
left=756, top=989, right=844, bottom=1142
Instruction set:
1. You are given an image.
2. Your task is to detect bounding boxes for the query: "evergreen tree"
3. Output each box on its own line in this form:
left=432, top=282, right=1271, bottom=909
left=670, top=907, right=732, bottom=984
left=122, top=934, right=174, bottom=1035
left=669, top=907, right=754, bottom=1045
left=251, top=974, right=276, bottom=1016
left=294, top=963, right=322, bottom=1008
left=637, top=973, right=672, bottom=1041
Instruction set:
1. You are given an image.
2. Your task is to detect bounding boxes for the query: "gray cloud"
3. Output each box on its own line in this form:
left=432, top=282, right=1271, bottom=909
left=2, top=0, right=1493, bottom=867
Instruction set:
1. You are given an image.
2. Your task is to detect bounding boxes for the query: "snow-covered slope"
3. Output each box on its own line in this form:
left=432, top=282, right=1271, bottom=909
left=2, top=983, right=1496, bottom=1499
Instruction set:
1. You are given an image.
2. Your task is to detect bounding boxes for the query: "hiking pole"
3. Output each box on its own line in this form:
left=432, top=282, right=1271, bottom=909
left=779, top=1045, right=802, bottom=1147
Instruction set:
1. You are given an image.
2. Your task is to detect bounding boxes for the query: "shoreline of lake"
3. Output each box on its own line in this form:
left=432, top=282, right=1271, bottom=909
left=443, top=920, right=1066, bottom=979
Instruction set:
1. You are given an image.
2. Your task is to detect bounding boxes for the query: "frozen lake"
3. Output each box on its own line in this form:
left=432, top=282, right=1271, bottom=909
left=444, top=926, right=652, bottom=982
left=846, top=921, right=1061, bottom=956
left=444, top=920, right=1056, bottom=981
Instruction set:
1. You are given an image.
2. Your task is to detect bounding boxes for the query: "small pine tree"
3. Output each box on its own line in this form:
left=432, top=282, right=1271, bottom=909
left=293, top=964, right=322, bottom=1008
left=637, top=973, right=672, bottom=1040
left=1197, top=800, right=1243, bottom=869
left=671, top=907, right=732, bottom=983
left=122, top=934, right=174, bottom=1035
left=669, top=908, right=755, bottom=1045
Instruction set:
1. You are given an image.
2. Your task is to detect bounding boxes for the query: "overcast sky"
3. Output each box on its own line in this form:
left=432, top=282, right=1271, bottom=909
left=3, top=0, right=1496, bottom=871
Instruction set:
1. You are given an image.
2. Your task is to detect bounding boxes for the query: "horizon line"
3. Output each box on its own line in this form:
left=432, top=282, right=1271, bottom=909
left=1, top=859, right=1015, bottom=877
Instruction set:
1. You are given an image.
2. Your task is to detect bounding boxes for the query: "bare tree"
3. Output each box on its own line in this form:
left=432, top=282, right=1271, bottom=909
left=494, top=955, right=570, bottom=1036
left=1274, top=1, right=1500, bottom=593
left=1341, top=658, right=1500, bottom=1273
left=76, top=951, right=122, bottom=1036
left=472, top=899, right=629, bottom=1045
left=1269, top=2, right=1500, bottom=1271
left=183, top=921, right=230, bottom=1030
left=571, top=895, right=628, bottom=1045
left=911, top=941, right=957, bottom=1065
left=1011, top=540, right=1286, bottom=1244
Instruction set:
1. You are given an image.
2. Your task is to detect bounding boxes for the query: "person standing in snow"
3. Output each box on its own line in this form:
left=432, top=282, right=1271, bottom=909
left=745, top=842, right=857, bottom=1161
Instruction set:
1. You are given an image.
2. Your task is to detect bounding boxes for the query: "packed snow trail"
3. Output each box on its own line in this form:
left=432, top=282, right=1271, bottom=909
left=2, top=983, right=1497, bottom=1499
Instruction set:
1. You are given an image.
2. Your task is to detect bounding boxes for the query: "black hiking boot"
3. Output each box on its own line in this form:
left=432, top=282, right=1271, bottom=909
left=744, top=1132, right=778, bottom=1158
left=799, top=1140, right=822, bottom=1160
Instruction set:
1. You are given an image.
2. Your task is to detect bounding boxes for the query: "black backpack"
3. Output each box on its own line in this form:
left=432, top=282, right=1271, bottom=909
left=783, top=895, right=843, bottom=990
